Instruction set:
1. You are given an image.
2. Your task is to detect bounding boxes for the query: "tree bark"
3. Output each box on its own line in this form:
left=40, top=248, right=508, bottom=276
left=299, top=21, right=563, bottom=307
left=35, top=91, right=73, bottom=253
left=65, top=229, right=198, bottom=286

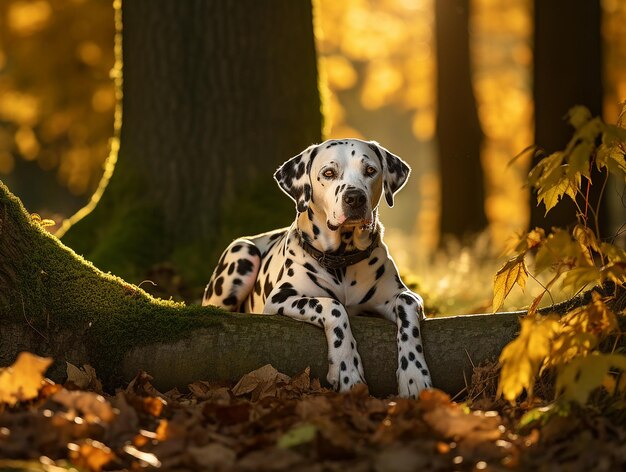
left=531, top=0, right=605, bottom=231
left=435, top=0, right=488, bottom=239
left=59, top=0, right=322, bottom=288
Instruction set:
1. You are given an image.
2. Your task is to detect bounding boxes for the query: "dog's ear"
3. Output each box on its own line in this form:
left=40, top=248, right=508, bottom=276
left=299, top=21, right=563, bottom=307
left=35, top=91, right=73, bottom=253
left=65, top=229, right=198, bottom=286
left=274, top=144, right=318, bottom=213
left=368, top=141, right=411, bottom=207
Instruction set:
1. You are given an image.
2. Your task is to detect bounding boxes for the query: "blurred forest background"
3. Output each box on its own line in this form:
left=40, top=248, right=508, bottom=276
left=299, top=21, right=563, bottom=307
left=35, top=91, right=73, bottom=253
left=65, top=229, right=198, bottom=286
left=0, top=0, right=624, bottom=312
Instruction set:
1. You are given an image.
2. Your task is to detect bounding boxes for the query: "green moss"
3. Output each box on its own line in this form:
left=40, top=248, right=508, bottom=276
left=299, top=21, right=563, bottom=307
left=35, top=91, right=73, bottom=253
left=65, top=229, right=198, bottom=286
left=0, top=181, right=231, bottom=385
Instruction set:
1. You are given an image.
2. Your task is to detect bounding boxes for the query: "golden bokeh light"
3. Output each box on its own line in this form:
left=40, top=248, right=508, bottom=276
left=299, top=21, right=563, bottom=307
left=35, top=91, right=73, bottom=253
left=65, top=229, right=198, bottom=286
left=470, top=0, right=534, bottom=248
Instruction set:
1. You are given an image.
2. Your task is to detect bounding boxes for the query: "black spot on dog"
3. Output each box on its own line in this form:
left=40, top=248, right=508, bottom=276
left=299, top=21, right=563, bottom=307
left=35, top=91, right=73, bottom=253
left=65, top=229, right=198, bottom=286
left=375, top=264, right=385, bottom=280
left=413, top=327, right=420, bottom=338
left=421, top=369, right=429, bottom=376
left=278, top=307, right=284, bottom=315
left=269, top=232, right=282, bottom=241
left=334, top=339, right=342, bottom=348
left=304, top=262, right=317, bottom=273
left=264, top=279, right=274, bottom=299
left=223, top=295, right=237, bottom=306
left=271, top=283, right=297, bottom=304
left=233, top=278, right=242, bottom=286
left=416, top=345, right=423, bottom=353
left=409, top=352, right=415, bottom=361
left=409, top=379, right=414, bottom=385
left=368, top=257, right=379, bottom=266
left=308, top=299, right=319, bottom=308
left=354, top=357, right=359, bottom=367
left=285, top=258, right=293, bottom=268
left=343, top=376, right=349, bottom=384
left=248, top=245, right=260, bottom=257
left=231, top=244, right=242, bottom=252
left=359, top=286, right=376, bottom=305
left=397, top=306, right=410, bottom=328
left=316, top=305, right=323, bottom=314
left=214, top=277, right=224, bottom=296
left=350, top=280, right=357, bottom=286
left=312, top=224, right=320, bottom=236
left=254, top=279, right=262, bottom=295
left=296, top=299, right=308, bottom=310
left=333, top=327, right=344, bottom=340
left=416, top=360, right=422, bottom=369
left=401, top=333, right=408, bottom=342
left=331, top=309, right=341, bottom=317
left=400, top=356, right=408, bottom=370
left=340, top=361, right=346, bottom=371
left=227, top=263, right=235, bottom=275
left=287, top=268, right=295, bottom=277
left=400, top=293, right=415, bottom=305
left=237, top=259, right=254, bottom=275
left=262, top=255, right=273, bottom=273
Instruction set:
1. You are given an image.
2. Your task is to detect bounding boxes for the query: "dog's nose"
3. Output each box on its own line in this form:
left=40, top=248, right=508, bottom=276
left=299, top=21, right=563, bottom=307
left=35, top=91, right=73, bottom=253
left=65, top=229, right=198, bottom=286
left=343, top=189, right=367, bottom=209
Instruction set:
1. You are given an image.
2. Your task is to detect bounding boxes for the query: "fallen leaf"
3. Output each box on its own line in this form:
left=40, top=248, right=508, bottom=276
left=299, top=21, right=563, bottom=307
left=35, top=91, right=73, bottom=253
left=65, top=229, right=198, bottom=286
left=66, top=363, right=103, bottom=393
left=277, top=423, right=317, bottom=449
left=232, top=364, right=290, bottom=401
left=68, top=439, right=115, bottom=472
left=0, top=352, right=52, bottom=406
left=52, top=389, right=116, bottom=423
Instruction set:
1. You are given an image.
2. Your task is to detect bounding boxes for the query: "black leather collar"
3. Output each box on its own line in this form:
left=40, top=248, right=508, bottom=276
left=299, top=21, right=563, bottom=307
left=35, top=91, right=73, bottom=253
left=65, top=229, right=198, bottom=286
left=296, top=230, right=379, bottom=270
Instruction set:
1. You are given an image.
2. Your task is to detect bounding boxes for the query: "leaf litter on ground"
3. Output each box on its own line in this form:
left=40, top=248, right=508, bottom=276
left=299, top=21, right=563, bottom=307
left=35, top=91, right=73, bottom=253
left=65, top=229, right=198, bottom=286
left=1, top=353, right=626, bottom=471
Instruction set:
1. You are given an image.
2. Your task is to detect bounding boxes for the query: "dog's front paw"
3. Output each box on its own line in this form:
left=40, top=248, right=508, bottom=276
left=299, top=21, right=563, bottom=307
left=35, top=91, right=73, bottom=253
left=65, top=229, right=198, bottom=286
left=327, top=353, right=365, bottom=392
left=397, top=355, right=431, bottom=398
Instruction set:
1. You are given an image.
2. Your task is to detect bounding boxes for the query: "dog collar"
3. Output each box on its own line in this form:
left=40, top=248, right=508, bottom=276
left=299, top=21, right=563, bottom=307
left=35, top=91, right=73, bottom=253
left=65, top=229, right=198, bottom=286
left=296, top=231, right=379, bottom=270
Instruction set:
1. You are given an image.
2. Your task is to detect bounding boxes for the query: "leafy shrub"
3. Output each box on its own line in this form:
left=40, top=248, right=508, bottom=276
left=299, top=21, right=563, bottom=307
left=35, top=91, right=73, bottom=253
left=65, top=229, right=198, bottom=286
left=495, top=103, right=626, bottom=404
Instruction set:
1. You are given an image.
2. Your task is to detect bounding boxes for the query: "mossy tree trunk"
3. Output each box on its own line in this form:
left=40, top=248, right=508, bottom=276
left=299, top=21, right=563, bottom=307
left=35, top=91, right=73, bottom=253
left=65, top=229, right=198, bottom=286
left=435, top=0, right=487, bottom=240
left=60, top=0, right=323, bottom=288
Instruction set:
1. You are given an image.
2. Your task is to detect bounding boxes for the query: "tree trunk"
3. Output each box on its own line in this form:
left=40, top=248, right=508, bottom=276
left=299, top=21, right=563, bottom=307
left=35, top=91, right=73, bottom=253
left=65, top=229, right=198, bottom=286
left=435, top=0, right=487, bottom=239
left=531, top=0, right=605, bottom=231
left=59, top=0, right=322, bottom=289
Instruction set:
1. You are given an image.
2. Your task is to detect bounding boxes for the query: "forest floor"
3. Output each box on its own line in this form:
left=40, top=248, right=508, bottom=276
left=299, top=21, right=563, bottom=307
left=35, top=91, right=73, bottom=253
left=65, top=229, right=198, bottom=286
left=1, top=354, right=625, bottom=472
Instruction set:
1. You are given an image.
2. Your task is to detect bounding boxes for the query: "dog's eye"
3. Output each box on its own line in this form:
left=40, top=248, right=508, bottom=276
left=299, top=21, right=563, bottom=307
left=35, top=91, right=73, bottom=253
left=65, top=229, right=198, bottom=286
left=365, top=166, right=377, bottom=176
left=323, top=169, right=336, bottom=178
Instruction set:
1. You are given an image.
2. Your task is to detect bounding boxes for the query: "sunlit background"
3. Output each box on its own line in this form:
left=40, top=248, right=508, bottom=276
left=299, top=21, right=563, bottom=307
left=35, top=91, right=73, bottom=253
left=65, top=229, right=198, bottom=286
left=0, top=0, right=624, bottom=312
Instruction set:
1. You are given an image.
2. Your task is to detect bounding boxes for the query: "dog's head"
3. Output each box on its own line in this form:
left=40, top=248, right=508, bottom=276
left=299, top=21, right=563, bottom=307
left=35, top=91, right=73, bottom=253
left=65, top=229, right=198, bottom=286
left=274, top=139, right=410, bottom=230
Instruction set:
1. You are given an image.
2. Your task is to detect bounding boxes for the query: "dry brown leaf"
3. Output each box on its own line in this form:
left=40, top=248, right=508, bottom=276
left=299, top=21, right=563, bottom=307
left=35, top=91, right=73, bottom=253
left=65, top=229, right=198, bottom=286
left=0, top=352, right=52, bottom=406
left=68, top=439, right=115, bottom=472
left=52, top=389, right=116, bottom=423
left=232, top=364, right=290, bottom=401
left=66, top=362, right=103, bottom=393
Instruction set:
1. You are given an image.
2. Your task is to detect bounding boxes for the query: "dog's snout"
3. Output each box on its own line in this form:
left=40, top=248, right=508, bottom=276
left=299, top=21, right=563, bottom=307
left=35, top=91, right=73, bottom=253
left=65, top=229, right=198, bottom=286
left=343, top=189, right=366, bottom=209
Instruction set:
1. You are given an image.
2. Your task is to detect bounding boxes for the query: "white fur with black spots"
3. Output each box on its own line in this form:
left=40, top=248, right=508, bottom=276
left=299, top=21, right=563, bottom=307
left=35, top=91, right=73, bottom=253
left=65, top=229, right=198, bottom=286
left=202, top=138, right=432, bottom=397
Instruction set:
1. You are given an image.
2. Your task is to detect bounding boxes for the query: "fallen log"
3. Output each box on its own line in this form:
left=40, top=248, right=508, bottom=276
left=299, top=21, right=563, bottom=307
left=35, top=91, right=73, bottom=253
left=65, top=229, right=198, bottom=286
left=0, top=182, right=622, bottom=396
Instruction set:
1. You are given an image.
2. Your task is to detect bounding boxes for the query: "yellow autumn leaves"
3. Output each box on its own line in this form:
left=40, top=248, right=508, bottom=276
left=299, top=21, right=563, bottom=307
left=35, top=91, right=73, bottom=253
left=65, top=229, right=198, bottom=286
left=494, top=104, right=626, bottom=405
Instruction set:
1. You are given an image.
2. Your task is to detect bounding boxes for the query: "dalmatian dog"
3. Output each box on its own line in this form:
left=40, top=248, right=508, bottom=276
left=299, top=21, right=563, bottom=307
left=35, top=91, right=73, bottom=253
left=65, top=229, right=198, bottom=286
left=202, top=138, right=431, bottom=398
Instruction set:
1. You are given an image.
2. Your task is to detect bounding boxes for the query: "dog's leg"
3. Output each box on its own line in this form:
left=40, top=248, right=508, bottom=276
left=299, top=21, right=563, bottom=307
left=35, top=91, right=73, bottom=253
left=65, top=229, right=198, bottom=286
left=265, top=289, right=365, bottom=391
left=202, top=238, right=261, bottom=311
left=382, top=292, right=432, bottom=398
